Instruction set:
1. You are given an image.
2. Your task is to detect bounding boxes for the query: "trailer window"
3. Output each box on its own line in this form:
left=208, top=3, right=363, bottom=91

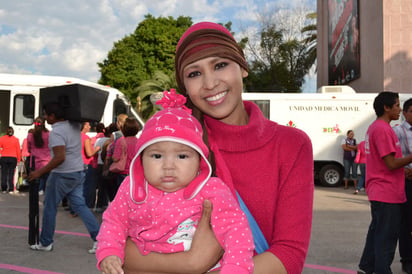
left=113, top=98, right=130, bottom=123
left=247, top=100, right=270, bottom=120
left=14, top=94, right=35, bottom=125
left=0, top=90, right=11, bottom=135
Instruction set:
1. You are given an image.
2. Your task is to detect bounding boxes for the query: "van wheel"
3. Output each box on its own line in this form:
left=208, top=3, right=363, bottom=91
left=318, top=164, right=342, bottom=187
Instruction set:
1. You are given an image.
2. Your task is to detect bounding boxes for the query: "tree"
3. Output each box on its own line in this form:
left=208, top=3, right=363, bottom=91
left=98, top=15, right=192, bottom=104
left=243, top=7, right=316, bottom=93
left=134, top=70, right=176, bottom=120
left=301, top=12, right=317, bottom=71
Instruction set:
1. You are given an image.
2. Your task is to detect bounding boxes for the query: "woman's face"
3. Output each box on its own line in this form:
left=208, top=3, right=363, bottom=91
left=183, top=56, right=249, bottom=125
left=347, top=131, right=354, bottom=139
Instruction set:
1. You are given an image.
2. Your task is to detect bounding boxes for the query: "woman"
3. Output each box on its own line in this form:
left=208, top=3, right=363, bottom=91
left=111, top=118, right=139, bottom=192
left=341, top=129, right=358, bottom=189
left=27, top=117, right=51, bottom=194
left=81, top=122, right=101, bottom=208
left=122, top=22, right=314, bottom=274
left=0, top=126, right=21, bottom=193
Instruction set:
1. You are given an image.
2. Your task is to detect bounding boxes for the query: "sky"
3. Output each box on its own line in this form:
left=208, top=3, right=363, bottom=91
left=0, top=0, right=316, bottom=92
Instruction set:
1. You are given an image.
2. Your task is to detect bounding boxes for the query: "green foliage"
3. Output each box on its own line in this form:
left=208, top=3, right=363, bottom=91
left=135, top=70, right=176, bottom=120
left=98, top=14, right=192, bottom=104
left=245, top=12, right=316, bottom=93
left=301, top=12, right=317, bottom=71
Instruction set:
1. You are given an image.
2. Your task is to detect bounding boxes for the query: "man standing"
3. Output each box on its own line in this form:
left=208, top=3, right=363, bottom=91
left=28, top=102, right=100, bottom=253
left=358, top=92, right=412, bottom=274
left=393, top=98, right=412, bottom=274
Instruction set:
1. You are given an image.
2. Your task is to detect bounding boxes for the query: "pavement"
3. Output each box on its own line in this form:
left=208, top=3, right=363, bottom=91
left=0, top=186, right=406, bottom=274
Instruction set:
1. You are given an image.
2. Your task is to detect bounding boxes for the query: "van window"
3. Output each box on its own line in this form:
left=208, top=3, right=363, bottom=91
left=0, top=90, right=11, bottom=135
left=247, top=99, right=270, bottom=119
left=113, top=98, right=129, bottom=123
left=14, top=94, right=35, bottom=125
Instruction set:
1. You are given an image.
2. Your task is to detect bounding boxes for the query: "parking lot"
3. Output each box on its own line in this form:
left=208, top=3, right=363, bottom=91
left=0, top=186, right=404, bottom=274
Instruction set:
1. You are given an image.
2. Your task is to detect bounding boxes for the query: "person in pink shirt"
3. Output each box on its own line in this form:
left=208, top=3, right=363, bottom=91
left=27, top=117, right=51, bottom=194
left=354, top=140, right=366, bottom=194
left=358, top=92, right=412, bottom=274
left=111, top=118, right=140, bottom=192
left=96, top=90, right=254, bottom=274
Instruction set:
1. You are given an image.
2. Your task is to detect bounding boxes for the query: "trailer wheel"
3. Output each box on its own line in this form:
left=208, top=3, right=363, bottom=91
left=318, top=164, right=342, bottom=187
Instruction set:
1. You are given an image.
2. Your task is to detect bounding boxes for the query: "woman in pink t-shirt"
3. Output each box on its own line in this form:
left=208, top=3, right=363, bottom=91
left=112, top=118, right=140, bottom=191
left=27, top=117, right=51, bottom=194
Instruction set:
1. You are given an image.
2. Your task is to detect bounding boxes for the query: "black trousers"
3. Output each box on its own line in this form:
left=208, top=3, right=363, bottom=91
left=399, top=179, right=412, bottom=266
left=0, top=156, right=17, bottom=191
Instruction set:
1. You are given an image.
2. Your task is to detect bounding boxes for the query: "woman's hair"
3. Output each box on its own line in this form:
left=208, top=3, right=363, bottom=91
left=81, top=122, right=90, bottom=131
left=6, top=126, right=14, bottom=136
left=95, top=123, right=105, bottom=134
left=174, top=22, right=248, bottom=176
left=33, top=117, right=48, bottom=147
left=116, top=114, right=128, bottom=129
left=121, top=118, right=140, bottom=137
left=105, top=123, right=118, bottom=137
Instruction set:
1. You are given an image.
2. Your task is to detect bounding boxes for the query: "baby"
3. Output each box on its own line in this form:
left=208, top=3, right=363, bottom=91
left=96, top=90, right=254, bottom=274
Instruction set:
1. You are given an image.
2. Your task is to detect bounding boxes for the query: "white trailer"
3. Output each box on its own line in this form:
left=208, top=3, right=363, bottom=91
left=0, top=73, right=145, bottom=145
left=242, top=87, right=410, bottom=187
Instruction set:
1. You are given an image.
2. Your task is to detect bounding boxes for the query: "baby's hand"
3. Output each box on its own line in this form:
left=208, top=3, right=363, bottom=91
left=100, top=255, right=123, bottom=274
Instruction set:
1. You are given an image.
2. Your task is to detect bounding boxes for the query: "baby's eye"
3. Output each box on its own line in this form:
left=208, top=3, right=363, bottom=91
left=215, top=62, right=228, bottom=70
left=187, top=71, right=201, bottom=78
left=178, top=154, right=188, bottom=159
left=151, top=154, right=162, bottom=159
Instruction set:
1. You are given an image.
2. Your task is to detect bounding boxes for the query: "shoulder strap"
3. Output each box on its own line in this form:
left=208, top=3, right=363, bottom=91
left=236, top=191, right=269, bottom=254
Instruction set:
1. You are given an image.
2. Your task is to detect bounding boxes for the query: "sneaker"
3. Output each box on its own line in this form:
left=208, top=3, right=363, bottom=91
left=88, top=241, right=97, bottom=254
left=30, top=243, right=53, bottom=251
left=354, top=190, right=359, bottom=194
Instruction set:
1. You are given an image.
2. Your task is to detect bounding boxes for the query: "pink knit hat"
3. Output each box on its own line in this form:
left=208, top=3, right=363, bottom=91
left=129, top=89, right=212, bottom=204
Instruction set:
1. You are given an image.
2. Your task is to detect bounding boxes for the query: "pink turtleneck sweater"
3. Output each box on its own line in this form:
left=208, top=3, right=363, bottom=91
left=204, top=101, right=314, bottom=274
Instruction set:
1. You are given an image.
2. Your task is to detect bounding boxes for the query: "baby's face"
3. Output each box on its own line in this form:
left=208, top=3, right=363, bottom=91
left=142, top=141, right=200, bottom=193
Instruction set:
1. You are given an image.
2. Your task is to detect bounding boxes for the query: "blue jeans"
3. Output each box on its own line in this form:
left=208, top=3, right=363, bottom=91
left=356, top=163, right=366, bottom=191
left=40, top=171, right=100, bottom=246
left=343, top=159, right=357, bottom=180
left=359, top=201, right=402, bottom=274
left=38, top=173, right=49, bottom=192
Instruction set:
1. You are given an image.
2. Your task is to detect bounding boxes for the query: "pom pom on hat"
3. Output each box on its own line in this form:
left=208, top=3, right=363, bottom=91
left=129, top=89, right=212, bottom=204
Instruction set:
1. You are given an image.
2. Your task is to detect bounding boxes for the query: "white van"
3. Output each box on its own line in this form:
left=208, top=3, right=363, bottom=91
left=242, top=87, right=409, bottom=187
left=0, top=73, right=145, bottom=144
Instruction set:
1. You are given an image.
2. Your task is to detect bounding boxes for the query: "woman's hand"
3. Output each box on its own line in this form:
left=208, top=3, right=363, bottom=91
left=187, top=199, right=224, bottom=271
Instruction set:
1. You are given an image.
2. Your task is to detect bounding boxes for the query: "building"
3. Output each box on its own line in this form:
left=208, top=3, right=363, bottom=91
left=317, top=0, right=412, bottom=93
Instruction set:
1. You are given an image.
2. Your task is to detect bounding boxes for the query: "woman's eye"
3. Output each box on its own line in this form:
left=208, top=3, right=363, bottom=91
left=187, top=71, right=201, bottom=78
left=215, top=62, right=228, bottom=70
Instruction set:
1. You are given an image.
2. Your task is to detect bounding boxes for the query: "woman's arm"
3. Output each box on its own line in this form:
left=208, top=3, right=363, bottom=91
left=123, top=200, right=223, bottom=273
left=84, top=137, right=100, bottom=158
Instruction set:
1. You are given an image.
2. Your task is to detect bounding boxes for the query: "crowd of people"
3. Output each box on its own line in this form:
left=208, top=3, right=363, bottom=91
left=2, top=21, right=410, bottom=274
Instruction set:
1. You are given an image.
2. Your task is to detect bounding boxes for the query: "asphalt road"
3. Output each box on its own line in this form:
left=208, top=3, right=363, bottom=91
left=0, top=186, right=405, bottom=274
